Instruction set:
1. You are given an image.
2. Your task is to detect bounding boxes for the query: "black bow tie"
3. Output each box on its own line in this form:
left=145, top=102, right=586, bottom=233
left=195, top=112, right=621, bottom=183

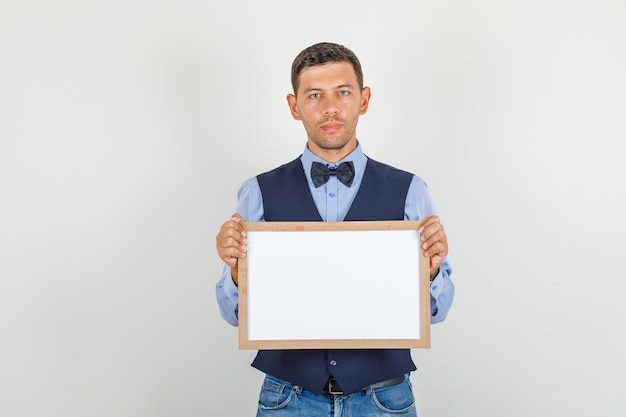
left=310, top=161, right=355, bottom=188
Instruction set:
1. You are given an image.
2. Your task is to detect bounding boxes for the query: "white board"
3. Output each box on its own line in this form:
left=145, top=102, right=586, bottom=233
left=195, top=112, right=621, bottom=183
left=238, top=221, right=431, bottom=349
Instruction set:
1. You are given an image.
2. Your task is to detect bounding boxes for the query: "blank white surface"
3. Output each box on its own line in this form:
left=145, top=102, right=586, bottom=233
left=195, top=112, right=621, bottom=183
left=246, top=230, right=422, bottom=340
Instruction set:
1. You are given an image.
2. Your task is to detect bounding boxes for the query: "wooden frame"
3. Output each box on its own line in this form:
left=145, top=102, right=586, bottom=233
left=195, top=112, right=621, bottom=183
left=238, top=220, right=431, bottom=349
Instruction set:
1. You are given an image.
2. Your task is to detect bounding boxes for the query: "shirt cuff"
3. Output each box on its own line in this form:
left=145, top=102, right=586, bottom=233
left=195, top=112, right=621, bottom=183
left=430, top=271, right=443, bottom=298
left=223, top=268, right=239, bottom=300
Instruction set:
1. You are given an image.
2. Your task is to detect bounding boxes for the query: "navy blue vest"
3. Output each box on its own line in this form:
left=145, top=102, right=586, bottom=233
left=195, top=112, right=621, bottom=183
left=252, top=157, right=417, bottom=395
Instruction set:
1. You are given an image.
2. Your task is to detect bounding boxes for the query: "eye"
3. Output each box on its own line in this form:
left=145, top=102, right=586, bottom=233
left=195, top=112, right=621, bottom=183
left=309, top=93, right=321, bottom=99
left=338, top=90, right=349, bottom=96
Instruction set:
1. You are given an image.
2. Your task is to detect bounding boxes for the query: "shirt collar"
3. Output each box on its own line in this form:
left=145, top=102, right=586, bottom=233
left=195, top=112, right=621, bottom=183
left=301, top=141, right=367, bottom=174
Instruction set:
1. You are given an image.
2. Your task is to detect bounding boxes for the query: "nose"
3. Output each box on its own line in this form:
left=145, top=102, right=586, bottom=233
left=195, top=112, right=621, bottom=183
left=323, top=96, right=339, bottom=115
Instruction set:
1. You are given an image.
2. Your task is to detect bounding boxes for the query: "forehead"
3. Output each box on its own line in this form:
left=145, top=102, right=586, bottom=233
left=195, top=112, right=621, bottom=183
left=297, top=62, right=358, bottom=91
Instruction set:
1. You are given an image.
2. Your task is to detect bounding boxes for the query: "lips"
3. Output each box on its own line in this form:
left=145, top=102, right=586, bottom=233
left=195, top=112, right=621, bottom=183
left=321, top=121, right=343, bottom=131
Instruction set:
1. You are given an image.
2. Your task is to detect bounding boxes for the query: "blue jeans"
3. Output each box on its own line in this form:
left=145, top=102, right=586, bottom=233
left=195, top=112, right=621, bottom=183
left=255, top=374, right=418, bottom=417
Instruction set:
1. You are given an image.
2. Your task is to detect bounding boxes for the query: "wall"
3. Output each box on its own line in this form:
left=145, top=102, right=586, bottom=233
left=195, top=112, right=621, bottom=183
left=1, top=1, right=624, bottom=416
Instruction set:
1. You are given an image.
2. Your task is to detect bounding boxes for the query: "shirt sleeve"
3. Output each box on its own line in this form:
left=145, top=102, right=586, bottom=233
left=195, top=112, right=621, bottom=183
left=215, top=177, right=264, bottom=327
left=404, top=176, right=455, bottom=324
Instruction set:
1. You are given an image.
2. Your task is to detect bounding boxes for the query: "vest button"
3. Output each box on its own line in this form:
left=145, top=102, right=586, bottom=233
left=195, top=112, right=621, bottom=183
left=329, top=360, right=337, bottom=366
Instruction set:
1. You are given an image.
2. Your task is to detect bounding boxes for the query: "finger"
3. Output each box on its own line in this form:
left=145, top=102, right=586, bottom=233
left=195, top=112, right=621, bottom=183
left=420, top=221, right=445, bottom=242
left=421, top=229, right=446, bottom=251
left=428, top=253, right=445, bottom=274
left=217, top=234, right=248, bottom=256
left=230, top=213, right=246, bottom=224
left=218, top=227, right=245, bottom=249
left=229, top=213, right=248, bottom=250
left=217, top=242, right=247, bottom=266
left=425, top=247, right=446, bottom=273
left=223, top=255, right=238, bottom=268
left=419, top=214, right=440, bottom=230
left=218, top=218, right=247, bottom=244
left=418, top=215, right=447, bottom=273
left=421, top=224, right=447, bottom=251
left=216, top=219, right=248, bottom=264
left=423, top=239, right=447, bottom=257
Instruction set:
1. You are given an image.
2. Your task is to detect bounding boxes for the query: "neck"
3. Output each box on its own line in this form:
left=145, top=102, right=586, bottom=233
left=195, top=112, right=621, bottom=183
left=307, top=140, right=357, bottom=164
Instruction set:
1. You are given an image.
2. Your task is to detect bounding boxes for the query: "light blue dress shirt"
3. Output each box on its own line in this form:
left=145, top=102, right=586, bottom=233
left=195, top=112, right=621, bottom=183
left=216, top=143, right=454, bottom=327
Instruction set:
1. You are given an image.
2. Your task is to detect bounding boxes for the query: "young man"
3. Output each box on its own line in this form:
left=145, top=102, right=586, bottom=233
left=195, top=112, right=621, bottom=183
left=215, top=42, right=454, bottom=417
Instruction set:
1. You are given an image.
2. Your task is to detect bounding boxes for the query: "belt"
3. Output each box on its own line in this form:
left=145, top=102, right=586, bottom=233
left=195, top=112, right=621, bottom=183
left=323, top=375, right=405, bottom=396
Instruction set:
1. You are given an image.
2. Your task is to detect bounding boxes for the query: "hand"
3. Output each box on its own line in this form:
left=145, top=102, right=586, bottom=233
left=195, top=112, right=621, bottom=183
left=216, top=213, right=247, bottom=285
left=419, top=215, right=448, bottom=277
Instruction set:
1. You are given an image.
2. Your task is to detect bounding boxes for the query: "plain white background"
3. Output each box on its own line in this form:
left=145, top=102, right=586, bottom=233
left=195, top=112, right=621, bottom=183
left=1, top=1, right=625, bottom=416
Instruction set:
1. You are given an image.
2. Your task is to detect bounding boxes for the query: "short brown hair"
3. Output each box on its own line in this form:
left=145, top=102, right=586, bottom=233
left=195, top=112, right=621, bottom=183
left=290, top=42, right=364, bottom=94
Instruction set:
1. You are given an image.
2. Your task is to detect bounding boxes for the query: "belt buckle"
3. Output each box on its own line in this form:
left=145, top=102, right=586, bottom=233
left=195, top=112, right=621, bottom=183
left=327, top=378, right=343, bottom=395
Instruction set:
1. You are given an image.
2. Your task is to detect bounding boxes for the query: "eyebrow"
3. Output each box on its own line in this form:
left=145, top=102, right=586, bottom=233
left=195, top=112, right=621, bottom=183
left=302, top=84, right=356, bottom=94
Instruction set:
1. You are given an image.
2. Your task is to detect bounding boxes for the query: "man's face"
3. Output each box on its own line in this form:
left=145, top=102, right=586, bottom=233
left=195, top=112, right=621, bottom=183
left=287, top=62, right=370, bottom=162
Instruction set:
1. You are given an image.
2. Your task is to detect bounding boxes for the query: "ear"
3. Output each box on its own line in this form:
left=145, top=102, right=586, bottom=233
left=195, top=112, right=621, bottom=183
left=286, top=94, right=301, bottom=120
left=359, top=87, right=371, bottom=115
